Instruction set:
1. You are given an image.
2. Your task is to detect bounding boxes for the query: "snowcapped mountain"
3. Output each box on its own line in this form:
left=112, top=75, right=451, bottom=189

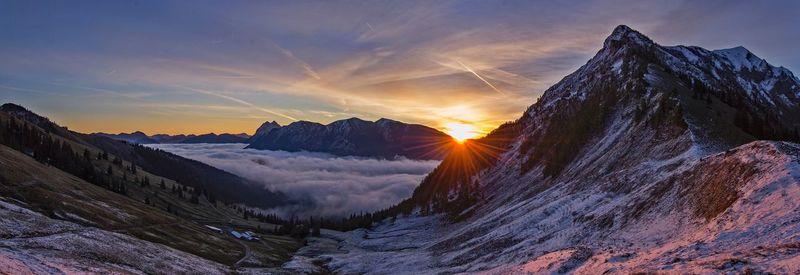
left=292, top=25, right=800, bottom=273
left=246, top=117, right=456, bottom=160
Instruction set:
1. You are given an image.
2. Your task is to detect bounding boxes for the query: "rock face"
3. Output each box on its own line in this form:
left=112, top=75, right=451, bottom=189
left=246, top=117, right=457, bottom=160
left=246, top=121, right=281, bottom=143
left=304, top=25, right=800, bottom=273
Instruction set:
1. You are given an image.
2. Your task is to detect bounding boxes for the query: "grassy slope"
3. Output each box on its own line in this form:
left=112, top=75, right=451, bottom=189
left=0, top=112, right=300, bottom=267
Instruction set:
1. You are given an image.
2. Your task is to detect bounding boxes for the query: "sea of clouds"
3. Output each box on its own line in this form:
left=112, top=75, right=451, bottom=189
left=149, top=143, right=440, bottom=218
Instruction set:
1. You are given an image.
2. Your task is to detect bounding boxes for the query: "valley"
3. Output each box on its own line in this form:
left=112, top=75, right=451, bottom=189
left=278, top=25, right=800, bottom=274
left=1, top=2, right=800, bottom=273
left=0, top=108, right=303, bottom=273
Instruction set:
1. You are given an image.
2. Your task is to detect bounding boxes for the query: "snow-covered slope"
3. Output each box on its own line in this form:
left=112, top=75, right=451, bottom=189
left=0, top=198, right=228, bottom=274
left=299, top=25, right=800, bottom=274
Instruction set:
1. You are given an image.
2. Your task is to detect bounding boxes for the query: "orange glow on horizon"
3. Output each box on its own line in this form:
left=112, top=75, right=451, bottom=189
left=444, top=122, right=479, bottom=143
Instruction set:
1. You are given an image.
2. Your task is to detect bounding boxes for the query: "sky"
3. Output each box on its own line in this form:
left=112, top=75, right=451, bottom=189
left=1, top=0, right=798, bottom=136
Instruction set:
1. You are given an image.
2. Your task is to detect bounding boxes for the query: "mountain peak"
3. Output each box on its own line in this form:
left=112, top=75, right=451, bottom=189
left=610, top=24, right=634, bottom=36
left=259, top=120, right=280, bottom=127
left=0, top=103, right=52, bottom=125
left=376, top=118, right=399, bottom=125
left=603, top=25, right=654, bottom=49
left=330, top=117, right=369, bottom=126
left=713, top=46, right=755, bottom=57
left=712, top=46, right=766, bottom=71
left=248, top=120, right=284, bottom=142
left=1, top=103, right=28, bottom=112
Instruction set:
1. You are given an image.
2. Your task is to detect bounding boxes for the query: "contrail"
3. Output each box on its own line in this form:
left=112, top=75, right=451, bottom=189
left=0, top=84, right=59, bottom=96
left=272, top=43, right=322, bottom=80
left=52, top=83, right=147, bottom=100
left=178, top=86, right=297, bottom=121
left=455, top=59, right=506, bottom=96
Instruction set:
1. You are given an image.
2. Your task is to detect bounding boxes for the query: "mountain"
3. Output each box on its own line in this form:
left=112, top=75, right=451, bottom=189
left=181, top=133, right=249, bottom=144
left=151, top=133, right=195, bottom=143
left=94, top=132, right=250, bottom=144
left=0, top=105, right=302, bottom=271
left=246, top=117, right=457, bottom=160
left=295, top=25, right=800, bottom=273
left=94, top=131, right=159, bottom=144
left=0, top=104, right=286, bottom=209
left=247, top=120, right=281, bottom=143
left=0, top=103, right=91, bottom=146
left=0, top=144, right=230, bottom=273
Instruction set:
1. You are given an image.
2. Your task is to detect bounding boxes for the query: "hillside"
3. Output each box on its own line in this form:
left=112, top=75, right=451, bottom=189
left=295, top=25, right=800, bottom=273
left=0, top=196, right=229, bottom=274
left=0, top=144, right=237, bottom=271
left=247, top=117, right=457, bottom=160
left=1, top=104, right=287, bottom=209
left=0, top=107, right=302, bottom=270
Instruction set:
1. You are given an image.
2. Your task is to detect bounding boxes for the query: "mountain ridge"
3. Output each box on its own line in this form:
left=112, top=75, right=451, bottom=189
left=0, top=103, right=287, bottom=209
left=302, top=25, right=800, bottom=273
left=93, top=131, right=250, bottom=144
left=246, top=117, right=457, bottom=160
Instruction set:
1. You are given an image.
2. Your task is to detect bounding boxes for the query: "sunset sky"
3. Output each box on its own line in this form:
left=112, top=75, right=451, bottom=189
left=1, top=1, right=798, bottom=136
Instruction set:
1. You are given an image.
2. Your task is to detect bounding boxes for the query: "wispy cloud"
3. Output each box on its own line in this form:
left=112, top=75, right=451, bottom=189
left=2, top=1, right=798, bottom=135
left=177, top=86, right=298, bottom=121
left=272, top=43, right=322, bottom=80
left=0, top=84, right=61, bottom=96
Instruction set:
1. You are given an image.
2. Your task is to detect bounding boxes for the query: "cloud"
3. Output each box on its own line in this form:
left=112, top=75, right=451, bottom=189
left=272, top=43, right=322, bottom=80
left=149, top=143, right=439, bottom=218
left=3, top=1, right=799, bottom=136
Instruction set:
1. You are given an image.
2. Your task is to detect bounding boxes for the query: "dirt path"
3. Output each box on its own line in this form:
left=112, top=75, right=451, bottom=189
left=233, top=238, right=253, bottom=268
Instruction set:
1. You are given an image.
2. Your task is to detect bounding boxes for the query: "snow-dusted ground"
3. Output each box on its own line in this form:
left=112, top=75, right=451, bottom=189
left=0, top=198, right=228, bottom=274
left=288, top=26, right=800, bottom=274
left=290, top=142, right=800, bottom=274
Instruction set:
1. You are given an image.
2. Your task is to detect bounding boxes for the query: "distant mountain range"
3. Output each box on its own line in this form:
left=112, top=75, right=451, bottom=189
left=246, top=117, right=457, bottom=160
left=94, top=116, right=457, bottom=160
left=93, top=131, right=250, bottom=144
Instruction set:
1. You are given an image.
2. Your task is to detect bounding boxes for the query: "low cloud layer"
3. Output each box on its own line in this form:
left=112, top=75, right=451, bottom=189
left=150, top=143, right=439, bottom=218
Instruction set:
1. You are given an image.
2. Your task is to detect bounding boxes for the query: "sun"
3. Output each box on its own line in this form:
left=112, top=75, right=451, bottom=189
left=444, top=122, right=478, bottom=143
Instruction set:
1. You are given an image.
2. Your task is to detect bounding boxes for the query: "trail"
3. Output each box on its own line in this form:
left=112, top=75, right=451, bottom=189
left=233, top=238, right=253, bottom=268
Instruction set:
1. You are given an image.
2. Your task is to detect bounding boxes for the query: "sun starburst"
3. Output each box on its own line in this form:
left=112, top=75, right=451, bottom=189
left=444, top=122, right=478, bottom=143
